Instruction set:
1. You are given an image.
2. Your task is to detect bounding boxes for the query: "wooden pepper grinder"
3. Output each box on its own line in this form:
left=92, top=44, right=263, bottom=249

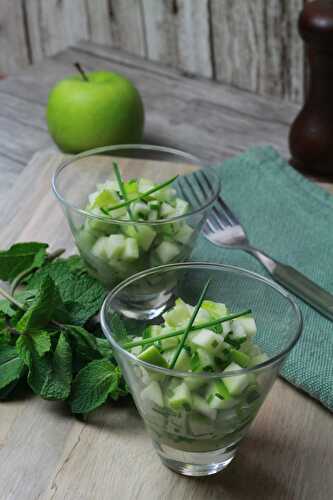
left=289, top=0, right=333, bottom=176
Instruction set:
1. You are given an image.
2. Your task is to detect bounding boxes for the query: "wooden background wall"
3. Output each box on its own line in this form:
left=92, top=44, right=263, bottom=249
left=0, top=0, right=307, bottom=103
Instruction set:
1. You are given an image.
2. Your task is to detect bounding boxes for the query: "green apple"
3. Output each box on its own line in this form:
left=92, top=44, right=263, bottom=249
left=46, top=70, right=144, bottom=153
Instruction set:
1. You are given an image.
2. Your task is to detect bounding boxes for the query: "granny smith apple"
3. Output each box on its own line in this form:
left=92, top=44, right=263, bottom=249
left=46, top=69, right=144, bottom=153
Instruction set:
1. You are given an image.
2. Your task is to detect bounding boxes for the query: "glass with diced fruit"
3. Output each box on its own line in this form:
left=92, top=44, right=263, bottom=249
left=52, top=145, right=219, bottom=288
left=101, top=263, right=302, bottom=477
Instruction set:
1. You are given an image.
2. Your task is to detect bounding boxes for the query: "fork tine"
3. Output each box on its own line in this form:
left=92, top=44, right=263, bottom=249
left=211, top=206, right=230, bottom=229
left=206, top=212, right=222, bottom=231
left=215, top=197, right=240, bottom=226
left=183, top=175, right=201, bottom=206
left=193, top=171, right=210, bottom=200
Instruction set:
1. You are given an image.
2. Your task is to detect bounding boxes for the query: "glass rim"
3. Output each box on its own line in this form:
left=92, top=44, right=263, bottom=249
left=51, top=144, right=220, bottom=225
left=100, top=261, right=303, bottom=379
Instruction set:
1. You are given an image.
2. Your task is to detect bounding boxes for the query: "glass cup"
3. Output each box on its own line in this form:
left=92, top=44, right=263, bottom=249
left=52, top=145, right=219, bottom=289
left=101, top=262, right=302, bottom=477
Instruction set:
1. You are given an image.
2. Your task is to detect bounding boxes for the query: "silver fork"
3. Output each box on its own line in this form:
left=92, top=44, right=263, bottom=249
left=179, top=171, right=333, bottom=321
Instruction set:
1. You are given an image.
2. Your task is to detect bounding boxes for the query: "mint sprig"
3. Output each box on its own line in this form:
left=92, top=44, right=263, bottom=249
left=0, top=241, right=128, bottom=415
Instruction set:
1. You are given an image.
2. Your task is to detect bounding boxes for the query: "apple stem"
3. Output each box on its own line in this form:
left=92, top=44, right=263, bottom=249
left=74, top=62, right=89, bottom=81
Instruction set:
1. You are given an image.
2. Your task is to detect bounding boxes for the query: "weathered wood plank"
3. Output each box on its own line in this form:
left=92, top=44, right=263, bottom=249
left=211, top=0, right=304, bottom=103
left=0, top=115, right=52, bottom=164
left=0, top=150, right=332, bottom=500
left=86, top=0, right=146, bottom=56
left=142, top=0, right=213, bottom=78
left=25, top=0, right=89, bottom=63
left=0, top=0, right=30, bottom=74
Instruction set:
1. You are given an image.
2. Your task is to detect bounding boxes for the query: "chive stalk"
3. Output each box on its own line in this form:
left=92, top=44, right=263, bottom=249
left=123, top=308, right=251, bottom=350
left=104, top=174, right=179, bottom=214
left=113, top=161, right=135, bottom=221
left=169, top=279, right=212, bottom=369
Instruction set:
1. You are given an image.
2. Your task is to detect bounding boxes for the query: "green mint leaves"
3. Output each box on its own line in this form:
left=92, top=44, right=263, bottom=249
left=0, top=242, right=48, bottom=282
left=0, top=241, right=129, bottom=415
left=70, top=359, right=121, bottom=414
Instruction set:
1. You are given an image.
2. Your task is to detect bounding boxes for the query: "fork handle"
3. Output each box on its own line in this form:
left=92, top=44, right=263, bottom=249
left=272, top=262, right=333, bottom=321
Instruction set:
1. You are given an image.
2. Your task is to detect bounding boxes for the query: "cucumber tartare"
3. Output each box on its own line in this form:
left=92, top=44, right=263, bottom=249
left=76, top=163, right=194, bottom=285
left=124, top=293, right=268, bottom=452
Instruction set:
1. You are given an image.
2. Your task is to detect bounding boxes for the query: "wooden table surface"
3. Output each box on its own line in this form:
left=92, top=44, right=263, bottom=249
left=0, top=41, right=332, bottom=500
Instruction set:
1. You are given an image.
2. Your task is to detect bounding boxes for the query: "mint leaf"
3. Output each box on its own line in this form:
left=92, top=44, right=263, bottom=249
left=18, top=332, right=72, bottom=400
left=0, top=299, right=16, bottom=317
left=0, top=344, right=25, bottom=390
left=16, top=330, right=51, bottom=362
left=95, top=338, right=114, bottom=360
left=65, top=325, right=101, bottom=363
left=40, top=333, right=72, bottom=400
left=0, top=242, right=48, bottom=282
left=70, top=359, right=121, bottom=414
left=28, top=258, right=107, bottom=325
left=16, top=276, right=61, bottom=332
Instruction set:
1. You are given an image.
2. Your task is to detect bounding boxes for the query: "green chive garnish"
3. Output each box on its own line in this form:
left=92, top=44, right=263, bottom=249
left=113, top=161, right=135, bottom=221
left=169, top=279, right=212, bottom=369
left=104, top=174, right=179, bottom=215
left=123, top=308, right=251, bottom=350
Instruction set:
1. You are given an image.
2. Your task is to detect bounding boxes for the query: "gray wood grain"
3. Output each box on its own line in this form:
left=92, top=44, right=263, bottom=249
left=142, top=0, right=213, bottom=78
left=0, top=150, right=332, bottom=500
left=25, top=0, right=89, bottom=62
left=0, top=0, right=306, bottom=104
left=211, top=0, right=305, bottom=103
left=86, top=0, right=146, bottom=56
left=0, top=0, right=30, bottom=73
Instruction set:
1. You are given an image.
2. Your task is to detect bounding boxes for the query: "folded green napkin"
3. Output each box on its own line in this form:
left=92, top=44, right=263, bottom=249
left=191, top=146, right=333, bottom=412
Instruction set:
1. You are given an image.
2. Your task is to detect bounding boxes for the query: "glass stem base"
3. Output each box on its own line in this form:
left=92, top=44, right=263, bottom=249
left=154, top=441, right=237, bottom=477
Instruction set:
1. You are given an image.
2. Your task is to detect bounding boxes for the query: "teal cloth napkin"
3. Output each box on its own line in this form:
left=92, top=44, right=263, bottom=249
left=191, top=146, right=333, bottom=412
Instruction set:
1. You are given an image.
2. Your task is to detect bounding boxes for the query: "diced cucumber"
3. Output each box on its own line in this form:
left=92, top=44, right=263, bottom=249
left=249, top=352, right=269, bottom=367
left=87, top=208, right=117, bottom=234
left=141, top=381, right=164, bottom=407
left=189, top=329, right=224, bottom=354
left=159, top=327, right=179, bottom=350
left=91, top=189, right=118, bottom=209
left=148, top=209, right=159, bottom=221
left=155, top=241, right=180, bottom=264
left=148, top=200, right=160, bottom=210
left=153, top=186, right=176, bottom=203
left=91, top=236, right=109, bottom=260
left=105, top=234, right=126, bottom=259
left=192, top=394, right=217, bottom=420
left=174, top=198, right=189, bottom=216
left=235, top=316, right=257, bottom=337
left=173, top=223, right=193, bottom=244
left=208, top=395, right=239, bottom=410
left=138, top=345, right=168, bottom=368
left=188, top=413, right=214, bottom=436
left=168, top=382, right=192, bottom=411
left=230, top=349, right=251, bottom=368
left=206, top=379, right=231, bottom=402
left=184, top=375, right=207, bottom=390
left=202, top=300, right=228, bottom=319
left=222, top=362, right=253, bottom=396
left=132, top=201, right=149, bottom=219
left=163, top=299, right=190, bottom=327
left=76, top=228, right=97, bottom=252
left=229, top=321, right=247, bottom=342
left=138, top=178, right=154, bottom=193
left=173, top=349, right=191, bottom=371
left=196, top=348, right=215, bottom=371
left=123, top=237, right=139, bottom=261
left=160, top=202, right=175, bottom=218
